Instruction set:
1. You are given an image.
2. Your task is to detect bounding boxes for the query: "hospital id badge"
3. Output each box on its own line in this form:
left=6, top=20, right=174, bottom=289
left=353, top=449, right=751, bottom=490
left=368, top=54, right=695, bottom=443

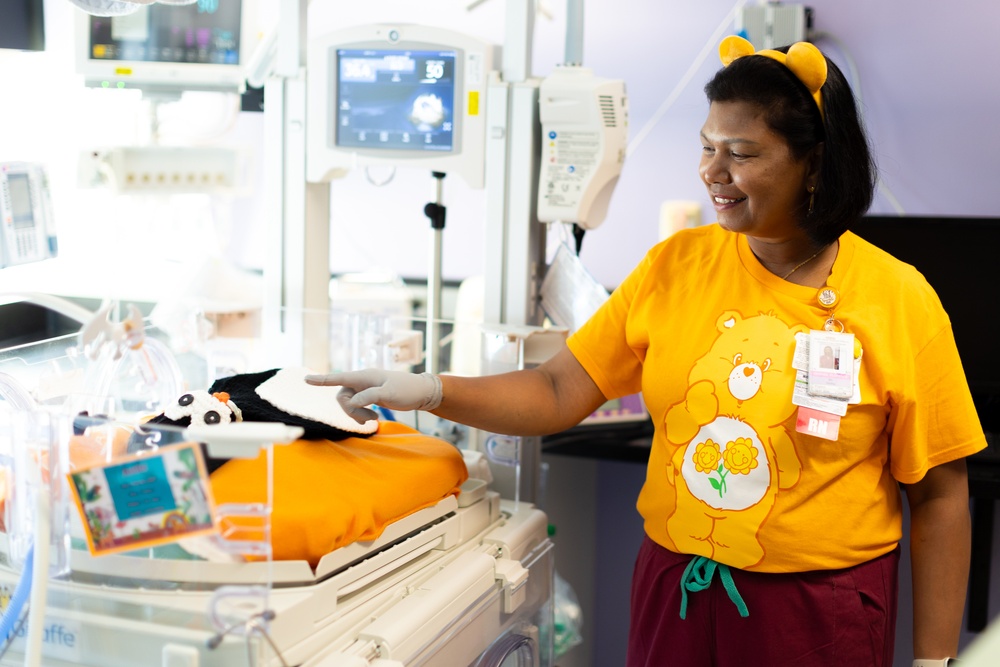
left=806, top=330, right=854, bottom=400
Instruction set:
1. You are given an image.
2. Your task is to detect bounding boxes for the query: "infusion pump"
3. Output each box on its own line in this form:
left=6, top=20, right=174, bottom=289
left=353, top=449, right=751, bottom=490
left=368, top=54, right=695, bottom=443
left=537, top=65, right=629, bottom=230
left=0, top=162, right=57, bottom=268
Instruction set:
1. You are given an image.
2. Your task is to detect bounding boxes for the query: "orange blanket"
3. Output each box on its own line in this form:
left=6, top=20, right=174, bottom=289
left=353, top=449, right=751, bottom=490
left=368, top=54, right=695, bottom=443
left=20, top=421, right=466, bottom=567
left=207, top=420, right=469, bottom=567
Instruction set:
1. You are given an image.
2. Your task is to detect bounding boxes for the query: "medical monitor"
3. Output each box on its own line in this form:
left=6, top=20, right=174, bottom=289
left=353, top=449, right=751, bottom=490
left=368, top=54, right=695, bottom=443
left=336, top=48, right=458, bottom=153
left=75, top=1, right=255, bottom=96
left=307, top=24, right=496, bottom=189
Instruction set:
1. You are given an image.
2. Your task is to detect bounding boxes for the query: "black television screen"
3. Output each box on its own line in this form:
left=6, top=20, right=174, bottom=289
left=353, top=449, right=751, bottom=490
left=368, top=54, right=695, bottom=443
left=0, top=0, right=44, bottom=52
left=335, top=48, right=457, bottom=153
left=851, top=215, right=1000, bottom=430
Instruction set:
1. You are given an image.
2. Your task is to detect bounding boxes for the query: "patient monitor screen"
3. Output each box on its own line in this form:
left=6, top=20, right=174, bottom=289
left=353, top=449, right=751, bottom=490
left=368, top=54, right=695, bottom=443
left=335, top=48, right=457, bottom=152
left=86, top=3, right=241, bottom=67
left=7, top=173, right=33, bottom=228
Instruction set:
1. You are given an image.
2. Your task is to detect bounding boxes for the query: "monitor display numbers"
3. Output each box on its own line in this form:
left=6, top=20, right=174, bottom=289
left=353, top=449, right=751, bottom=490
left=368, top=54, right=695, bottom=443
left=424, top=59, right=446, bottom=80
left=307, top=25, right=493, bottom=187
left=335, top=48, right=457, bottom=153
left=340, top=57, right=378, bottom=83
left=88, top=3, right=241, bottom=66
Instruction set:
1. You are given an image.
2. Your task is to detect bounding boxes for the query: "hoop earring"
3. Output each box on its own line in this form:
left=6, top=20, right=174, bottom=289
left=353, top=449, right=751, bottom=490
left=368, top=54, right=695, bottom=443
left=807, top=186, right=816, bottom=215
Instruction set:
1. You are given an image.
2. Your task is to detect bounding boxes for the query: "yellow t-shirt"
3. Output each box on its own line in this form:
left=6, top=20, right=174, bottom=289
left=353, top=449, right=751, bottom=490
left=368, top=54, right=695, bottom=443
left=567, top=224, right=986, bottom=572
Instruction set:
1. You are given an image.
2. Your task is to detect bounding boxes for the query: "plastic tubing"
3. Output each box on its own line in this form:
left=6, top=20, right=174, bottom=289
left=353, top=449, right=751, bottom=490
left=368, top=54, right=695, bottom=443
left=0, top=544, right=34, bottom=641
left=0, top=373, right=36, bottom=413
left=25, top=487, right=50, bottom=667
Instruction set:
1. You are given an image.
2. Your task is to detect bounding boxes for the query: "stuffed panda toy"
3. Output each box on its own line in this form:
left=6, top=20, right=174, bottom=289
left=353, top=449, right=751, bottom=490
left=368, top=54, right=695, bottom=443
left=129, top=367, right=379, bottom=472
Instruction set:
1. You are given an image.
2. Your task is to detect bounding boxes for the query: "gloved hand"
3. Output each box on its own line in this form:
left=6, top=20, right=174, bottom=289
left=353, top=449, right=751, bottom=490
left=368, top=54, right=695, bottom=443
left=305, top=369, right=443, bottom=424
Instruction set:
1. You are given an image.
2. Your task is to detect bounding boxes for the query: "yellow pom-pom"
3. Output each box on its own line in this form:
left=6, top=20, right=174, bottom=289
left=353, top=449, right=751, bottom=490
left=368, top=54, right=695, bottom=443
left=785, top=41, right=828, bottom=94
left=719, top=35, right=756, bottom=67
left=719, top=35, right=826, bottom=117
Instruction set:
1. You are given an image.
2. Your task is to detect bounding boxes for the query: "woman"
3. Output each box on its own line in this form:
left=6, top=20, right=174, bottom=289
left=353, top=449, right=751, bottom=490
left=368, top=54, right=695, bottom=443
left=308, top=36, right=985, bottom=667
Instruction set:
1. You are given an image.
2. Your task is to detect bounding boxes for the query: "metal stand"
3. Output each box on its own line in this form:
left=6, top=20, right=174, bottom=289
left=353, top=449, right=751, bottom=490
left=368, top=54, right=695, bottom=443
left=423, top=171, right=447, bottom=375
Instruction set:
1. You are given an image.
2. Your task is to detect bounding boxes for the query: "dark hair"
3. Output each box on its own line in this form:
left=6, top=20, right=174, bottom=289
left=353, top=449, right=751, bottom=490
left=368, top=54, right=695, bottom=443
left=704, top=45, right=877, bottom=245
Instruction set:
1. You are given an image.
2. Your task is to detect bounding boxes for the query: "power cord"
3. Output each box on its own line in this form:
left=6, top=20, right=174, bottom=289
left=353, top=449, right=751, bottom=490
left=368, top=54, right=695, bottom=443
left=206, top=609, right=290, bottom=667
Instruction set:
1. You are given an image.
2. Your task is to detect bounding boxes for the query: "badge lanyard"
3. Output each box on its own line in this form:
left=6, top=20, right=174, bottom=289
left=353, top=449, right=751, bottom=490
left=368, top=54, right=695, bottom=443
left=792, top=287, right=863, bottom=441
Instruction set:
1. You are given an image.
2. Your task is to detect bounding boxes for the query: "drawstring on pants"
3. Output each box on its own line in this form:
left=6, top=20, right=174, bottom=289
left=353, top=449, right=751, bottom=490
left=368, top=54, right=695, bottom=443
left=679, top=555, right=750, bottom=619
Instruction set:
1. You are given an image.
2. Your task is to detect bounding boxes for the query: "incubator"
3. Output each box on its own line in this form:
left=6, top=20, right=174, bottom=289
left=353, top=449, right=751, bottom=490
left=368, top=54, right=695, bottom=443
left=0, top=2, right=623, bottom=664
left=0, top=305, right=556, bottom=666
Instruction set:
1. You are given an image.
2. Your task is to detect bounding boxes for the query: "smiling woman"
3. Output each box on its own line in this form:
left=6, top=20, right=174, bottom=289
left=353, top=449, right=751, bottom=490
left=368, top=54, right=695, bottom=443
left=700, top=36, right=875, bottom=287
left=699, top=101, right=825, bottom=276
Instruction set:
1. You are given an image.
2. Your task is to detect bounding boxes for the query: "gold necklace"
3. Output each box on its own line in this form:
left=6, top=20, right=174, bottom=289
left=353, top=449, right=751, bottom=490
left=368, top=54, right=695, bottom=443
left=781, top=245, right=827, bottom=280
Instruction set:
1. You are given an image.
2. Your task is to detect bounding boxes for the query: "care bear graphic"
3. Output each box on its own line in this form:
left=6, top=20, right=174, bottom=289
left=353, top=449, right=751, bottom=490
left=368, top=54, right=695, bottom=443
left=664, top=310, right=805, bottom=569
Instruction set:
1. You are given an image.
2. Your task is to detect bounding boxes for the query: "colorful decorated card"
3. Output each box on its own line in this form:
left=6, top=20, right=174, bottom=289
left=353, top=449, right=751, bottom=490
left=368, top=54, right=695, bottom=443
left=67, top=442, right=217, bottom=556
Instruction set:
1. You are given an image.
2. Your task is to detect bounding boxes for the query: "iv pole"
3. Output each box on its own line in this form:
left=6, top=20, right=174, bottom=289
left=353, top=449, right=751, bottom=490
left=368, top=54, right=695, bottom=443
left=423, top=172, right=448, bottom=375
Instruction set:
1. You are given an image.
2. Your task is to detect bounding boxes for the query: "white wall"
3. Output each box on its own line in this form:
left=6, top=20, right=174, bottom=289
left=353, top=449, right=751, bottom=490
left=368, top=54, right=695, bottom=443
left=4, top=0, right=997, bottom=290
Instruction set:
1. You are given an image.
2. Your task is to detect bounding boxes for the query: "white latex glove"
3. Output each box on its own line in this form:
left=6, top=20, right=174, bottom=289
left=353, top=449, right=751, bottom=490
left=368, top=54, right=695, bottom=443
left=305, top=370, right=443, bottom=424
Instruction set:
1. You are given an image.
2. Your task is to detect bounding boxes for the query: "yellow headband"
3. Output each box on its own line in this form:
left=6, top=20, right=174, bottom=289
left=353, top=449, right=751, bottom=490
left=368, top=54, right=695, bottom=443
left=719, top=35, right=827, bottom=117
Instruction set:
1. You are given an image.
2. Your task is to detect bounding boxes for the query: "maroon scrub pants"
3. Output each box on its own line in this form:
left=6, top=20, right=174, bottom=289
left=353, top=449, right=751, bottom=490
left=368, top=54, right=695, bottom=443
left=627, top=535, right=899, bottom=667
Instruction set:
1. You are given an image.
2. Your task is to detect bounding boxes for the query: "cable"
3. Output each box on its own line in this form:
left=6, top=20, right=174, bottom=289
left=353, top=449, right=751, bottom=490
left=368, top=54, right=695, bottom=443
left=363, top=165, right=396, bottom=187
left=25, top=488, right=50, bottom=667
left=0, top=545, right=34, bottom=642
left=572, top=223, right=586, bottom=254
left=247, top=616, right=290, bottom=667
left=810, top=31, right=906, bottom=216
left=626, top=0, right=750, bottom=159
left=0, top=608, right=29, bottom=661
left=809, top=31, right=861, bottom=103
left=0, top=373, right=37, bottom=413
left=472, top=632, right=534, bottom=666
left=153, top=92, right=244, bottom=146
left=207, top=609, right=289, bottom=667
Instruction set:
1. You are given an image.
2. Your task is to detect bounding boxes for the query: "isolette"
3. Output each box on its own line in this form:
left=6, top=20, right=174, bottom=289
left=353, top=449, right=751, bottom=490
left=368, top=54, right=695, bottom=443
left=0, top=307, right=556, bottom=667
